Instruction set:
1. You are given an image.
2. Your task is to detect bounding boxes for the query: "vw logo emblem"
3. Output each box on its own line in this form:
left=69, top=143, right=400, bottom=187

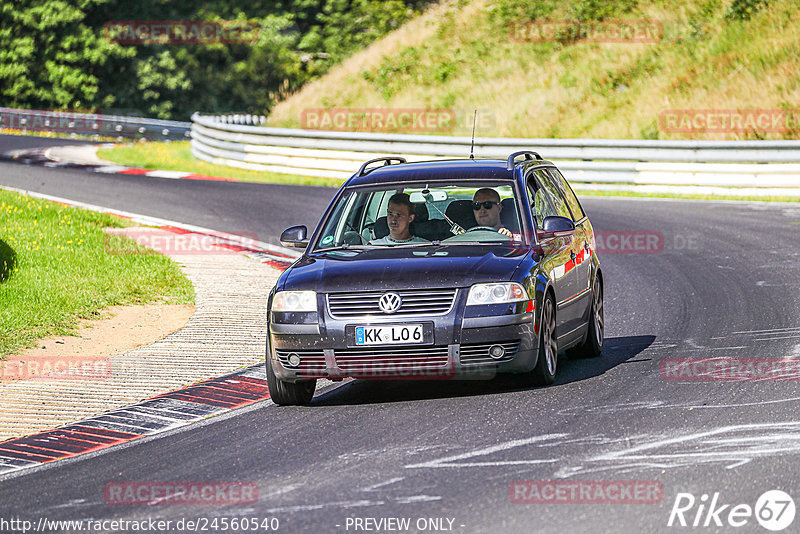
left=378, top=292, right=402, bottom=314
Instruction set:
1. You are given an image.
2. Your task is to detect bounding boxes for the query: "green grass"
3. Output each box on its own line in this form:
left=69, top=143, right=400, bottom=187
left=97, top=141, right=344, bottom=187
left=0, top=190, right=195, bottom=357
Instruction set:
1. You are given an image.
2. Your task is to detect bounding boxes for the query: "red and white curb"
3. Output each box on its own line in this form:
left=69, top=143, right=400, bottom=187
left=0, top=148, right=240, bottom=182
left=0, top=365, right=270, bottom=476
left=0, top=187, right=313, bottom=478
left=94, top=165, right=239, bottom=182
left=5, top=145, right=242, bottom=183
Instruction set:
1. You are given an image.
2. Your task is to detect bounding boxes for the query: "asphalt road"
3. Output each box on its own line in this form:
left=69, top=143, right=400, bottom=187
left=0, top=134, right=99, bottom=153
left=2, top=134, right=800, bottom=533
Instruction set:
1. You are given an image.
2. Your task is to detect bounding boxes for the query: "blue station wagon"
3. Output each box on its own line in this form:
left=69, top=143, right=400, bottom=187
left=266, top=152, right=604, bottom=405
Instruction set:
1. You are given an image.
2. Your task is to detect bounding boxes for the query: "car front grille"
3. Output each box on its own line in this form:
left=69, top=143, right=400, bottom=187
left=275, top=349, right=327, bottom=377
left=459, top=340, right=521, bottom=365
left=277, top=340, right=522, bottom=377
left=327, top=288, right=457, bottom=318
left=334, top=345, right=450, bottom=376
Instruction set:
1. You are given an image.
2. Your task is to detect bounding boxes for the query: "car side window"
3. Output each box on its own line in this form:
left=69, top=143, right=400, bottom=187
left=527, top=172, right=558, bottom=230
left=547, top=168, right=585, bottom=221
left=533, top=170, right=571, bottom=221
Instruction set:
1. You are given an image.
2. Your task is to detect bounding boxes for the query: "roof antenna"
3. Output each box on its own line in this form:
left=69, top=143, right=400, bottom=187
left=469, top=109, right=477, bottom=160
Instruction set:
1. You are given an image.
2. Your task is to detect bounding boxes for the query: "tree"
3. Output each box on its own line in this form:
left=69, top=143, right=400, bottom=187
left=0, top=0, right=132, bottom=111
left=1, top=0, right=434, bottom=119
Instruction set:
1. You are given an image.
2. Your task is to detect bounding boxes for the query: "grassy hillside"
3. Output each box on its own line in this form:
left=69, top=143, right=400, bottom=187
left=265, top=0, right=800, bottom=139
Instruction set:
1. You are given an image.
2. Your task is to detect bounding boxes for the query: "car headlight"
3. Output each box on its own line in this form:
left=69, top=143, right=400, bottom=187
left=272, top=290, right=317, bottom=312
left=466, top=282, right=527, bottom=305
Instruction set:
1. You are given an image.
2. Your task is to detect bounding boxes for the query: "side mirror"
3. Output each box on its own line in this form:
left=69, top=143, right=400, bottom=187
left=539, top=216, right=575, bottom=239
left=280, top=225, right=308, bottom=249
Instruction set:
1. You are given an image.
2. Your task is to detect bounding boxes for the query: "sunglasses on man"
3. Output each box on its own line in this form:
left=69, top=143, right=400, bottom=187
left=472, top=200, right=500, bottom=210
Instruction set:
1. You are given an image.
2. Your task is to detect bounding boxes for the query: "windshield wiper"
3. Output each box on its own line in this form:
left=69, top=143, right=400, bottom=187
left=439, top=241, right=514, bottom=246
left=375, top=242, right=439, bottom=248
left=315, top=244, right=369, bottom=252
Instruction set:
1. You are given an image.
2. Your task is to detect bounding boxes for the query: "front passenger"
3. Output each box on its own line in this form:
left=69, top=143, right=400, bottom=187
left=369, top=193, right=430, bottom=245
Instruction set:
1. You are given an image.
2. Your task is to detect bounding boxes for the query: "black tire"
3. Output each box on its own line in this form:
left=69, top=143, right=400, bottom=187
left=529, top=292, right=558, bottom=386
left=266, top=358, right=316, bottom=406
left=569, top=276, right=604, bottom=359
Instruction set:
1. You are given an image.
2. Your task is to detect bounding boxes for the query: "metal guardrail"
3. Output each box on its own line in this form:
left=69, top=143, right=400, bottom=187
left=190, top=112, right=800, bottom=195
left=0, top=107, right=191, bottom=141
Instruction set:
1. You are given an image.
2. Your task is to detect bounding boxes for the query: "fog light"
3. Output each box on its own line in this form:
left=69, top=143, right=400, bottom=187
left=488, top=345, right=505, bottom=359
left=287, top=353, right=301, bottom=367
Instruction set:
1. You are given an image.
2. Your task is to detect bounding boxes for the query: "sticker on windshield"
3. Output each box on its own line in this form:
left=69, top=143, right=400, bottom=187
left=321, top=235, right=334, bottom=245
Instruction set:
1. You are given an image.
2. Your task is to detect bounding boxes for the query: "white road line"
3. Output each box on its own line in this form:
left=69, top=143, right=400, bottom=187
left=733, top=327, right=800, bottom=335
left=405, top=434, right=567, bottom=469
left=394, top=495, right=442, bottom=503
left=360, top=477, right=405, bottom=492
left=264, top=499, right=385, bottom=513
left=145, top=170, right=193, bottom=179
left=93, top=165, right=130, bottom=173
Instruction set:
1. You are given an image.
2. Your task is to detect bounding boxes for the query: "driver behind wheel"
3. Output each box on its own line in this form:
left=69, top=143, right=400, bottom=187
left=369, top=193, right=430, bottom=245
left=472, top=188, right=513, bottom=237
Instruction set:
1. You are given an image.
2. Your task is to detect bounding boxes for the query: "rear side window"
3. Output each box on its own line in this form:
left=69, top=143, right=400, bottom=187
left=533, top=170, right=572, bottom=220
left=547, top=168, right=585, bottom=221
left=527, top=171, right=557, bottom=230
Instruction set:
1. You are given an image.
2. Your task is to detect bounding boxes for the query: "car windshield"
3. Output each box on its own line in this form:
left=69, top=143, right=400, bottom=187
left=313, top=182, right=524, bottom=250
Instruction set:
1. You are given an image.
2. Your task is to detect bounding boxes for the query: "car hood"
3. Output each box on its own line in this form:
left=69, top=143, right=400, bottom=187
left=282, top=245, right=531, bottom=292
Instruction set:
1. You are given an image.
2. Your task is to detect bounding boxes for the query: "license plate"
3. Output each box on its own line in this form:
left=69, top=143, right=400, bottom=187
left=355, top=324, right=424, bottom=346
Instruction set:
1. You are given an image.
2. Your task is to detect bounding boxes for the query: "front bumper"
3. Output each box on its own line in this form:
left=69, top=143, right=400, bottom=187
left=268, top=291, right=538, bottom=382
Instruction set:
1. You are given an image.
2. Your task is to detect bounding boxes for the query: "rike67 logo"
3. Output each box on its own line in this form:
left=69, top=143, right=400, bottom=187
left=668, top=490, right=795, bottom=531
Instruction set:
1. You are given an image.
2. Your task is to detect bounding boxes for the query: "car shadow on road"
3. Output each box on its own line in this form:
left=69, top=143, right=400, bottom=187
left=312, top=334, right=655, bottom=406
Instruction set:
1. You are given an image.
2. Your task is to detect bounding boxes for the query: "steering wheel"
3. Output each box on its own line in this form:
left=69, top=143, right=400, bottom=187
left=467, top=225, right=499, bottom=232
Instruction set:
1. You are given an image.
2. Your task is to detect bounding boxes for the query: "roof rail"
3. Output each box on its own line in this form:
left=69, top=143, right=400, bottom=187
left=506, top=151, right=543, bottom=170
left=357, top=157, right=407, bottom=177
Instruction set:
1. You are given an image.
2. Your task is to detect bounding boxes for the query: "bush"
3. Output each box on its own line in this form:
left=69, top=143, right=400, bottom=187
left=725, top=0, right=770, bottom=20
left=0, top=239, right=15, bottom=283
